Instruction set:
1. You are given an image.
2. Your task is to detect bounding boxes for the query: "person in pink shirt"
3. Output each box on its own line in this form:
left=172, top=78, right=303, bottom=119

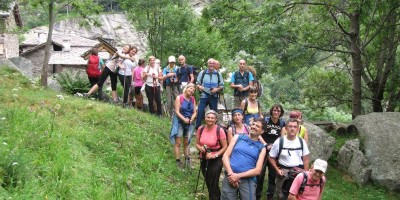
left=196, top=109, right=228, bottom=200
left=131, top=58, right=145, bottom=109
left=288, top=159, right=327, bottom=200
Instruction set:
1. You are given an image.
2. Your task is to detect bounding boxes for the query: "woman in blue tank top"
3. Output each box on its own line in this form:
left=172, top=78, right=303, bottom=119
left=173, top=83, right=197, bottom=169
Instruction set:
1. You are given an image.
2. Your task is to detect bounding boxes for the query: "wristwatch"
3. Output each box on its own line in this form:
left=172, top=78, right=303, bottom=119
left=215, top=154, right=218, bottom=158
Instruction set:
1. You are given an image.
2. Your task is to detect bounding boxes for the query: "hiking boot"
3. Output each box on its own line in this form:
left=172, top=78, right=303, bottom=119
left=74, top=93, right=83, bottom=97
left=176, top=160, right=184, bottom=170
left=185, top=157, right=193, bottom=169
left=83, top=93, right=89, bottom=98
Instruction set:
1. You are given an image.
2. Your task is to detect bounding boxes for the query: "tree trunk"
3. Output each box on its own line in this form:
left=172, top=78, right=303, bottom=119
left=349, top=13, right=362, bottom=119
left=41, top=0, right=55, bottom=87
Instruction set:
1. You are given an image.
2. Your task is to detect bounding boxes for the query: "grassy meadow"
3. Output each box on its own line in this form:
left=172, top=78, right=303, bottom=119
left=0, top=66, right=399, bottom=199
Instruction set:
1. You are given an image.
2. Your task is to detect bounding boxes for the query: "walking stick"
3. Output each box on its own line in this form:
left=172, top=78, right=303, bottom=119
left=201, top=145, right=211, bottom=200
left=122, top=68, right=127, bottom=107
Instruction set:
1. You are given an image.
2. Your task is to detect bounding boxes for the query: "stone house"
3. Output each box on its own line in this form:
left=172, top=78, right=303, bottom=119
left=0, top=1, right=22, bottom=59
left=20, top=32, right=116, bottom=78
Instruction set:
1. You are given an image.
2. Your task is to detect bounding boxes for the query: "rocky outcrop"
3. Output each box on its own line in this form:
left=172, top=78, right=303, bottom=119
left=304, top=122, right=336, bottom=162
left=338, top=139, right=372, bottom=185
left=0, top=58, right=34, bottom=79
left=351, top=112, right=400, bottom=191
left=23, top=14, right=148, bottom=56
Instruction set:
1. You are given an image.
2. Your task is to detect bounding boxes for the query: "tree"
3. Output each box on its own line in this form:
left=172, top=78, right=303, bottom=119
left=120, top=0, right=228, bottom=66
left=22, top=0, right=102, bottom=87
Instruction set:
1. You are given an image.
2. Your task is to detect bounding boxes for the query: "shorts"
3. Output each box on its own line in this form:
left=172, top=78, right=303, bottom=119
left=134, top=86, right=142, bottom=95
left=177, top=123, right=192, bottom=138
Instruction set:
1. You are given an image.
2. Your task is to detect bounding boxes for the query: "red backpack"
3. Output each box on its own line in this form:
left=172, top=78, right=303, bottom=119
left=86, top=55, right=101, bottom=78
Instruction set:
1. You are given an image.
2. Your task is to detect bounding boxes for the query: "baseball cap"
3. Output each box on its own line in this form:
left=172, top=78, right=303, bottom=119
left=313, top=159, right=328, bottom=173
left=168, top=56, right=176, bottom=63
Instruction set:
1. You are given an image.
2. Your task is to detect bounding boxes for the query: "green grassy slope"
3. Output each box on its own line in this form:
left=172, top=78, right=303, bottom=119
left=0, top=66, right=399, bottom=199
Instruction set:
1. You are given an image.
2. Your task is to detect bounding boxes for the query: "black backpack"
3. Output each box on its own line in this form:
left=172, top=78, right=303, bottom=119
left=276, top=136, right=304, bottom=161
left=299, top=172, right=325, bottom=194
left=243, top=98, right=261, bottom=115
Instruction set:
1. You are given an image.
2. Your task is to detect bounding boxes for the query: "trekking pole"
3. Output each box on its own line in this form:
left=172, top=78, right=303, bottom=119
left=194, top=148, right=204, bottom=194
left=201, top=145, right=211, bottom=200
left=122, top=68, right=127, bottom=107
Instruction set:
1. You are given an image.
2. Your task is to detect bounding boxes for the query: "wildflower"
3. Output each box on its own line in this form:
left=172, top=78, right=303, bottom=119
left=1, top=117, right=5, bottom=120
left=56, top=95, right=64, bottom=100
left=3, top=142, right=7, bottom=145
left=12, top=88, right=18, bottom=91
left=12, top=162, right=18, bottom=166
left=55, top=104, right=61, bottom=110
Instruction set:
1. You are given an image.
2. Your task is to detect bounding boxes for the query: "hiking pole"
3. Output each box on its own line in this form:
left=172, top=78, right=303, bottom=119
left=122, top=68, right=127, bottom=107
left=194, top=148, right=204, bottom=195
left=201, top=145, right=211, bottom=200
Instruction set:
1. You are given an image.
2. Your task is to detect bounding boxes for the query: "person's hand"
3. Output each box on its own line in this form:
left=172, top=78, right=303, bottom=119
left=198, top=85, right=204, bottom=92
left=184, top=118, right=190, bottom=124
left=206, top=152, right=214, bottom=160
left=277, top=169, right=284, bottom=176
left=199, top=146, right=206, bottom=154
left=228, top=173, right=240, bottom=184
left=267, top=144, right=273, bottom=150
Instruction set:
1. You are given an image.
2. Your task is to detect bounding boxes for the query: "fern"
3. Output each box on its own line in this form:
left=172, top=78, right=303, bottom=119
left=55, top=71, right=90, bottom=94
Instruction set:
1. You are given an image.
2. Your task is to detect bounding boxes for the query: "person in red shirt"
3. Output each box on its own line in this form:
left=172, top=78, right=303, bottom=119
left=288, top=159, right=327, bottom=200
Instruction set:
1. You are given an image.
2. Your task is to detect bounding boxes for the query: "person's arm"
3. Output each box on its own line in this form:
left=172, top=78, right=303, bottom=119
left=288, top=194, right=297, bottom=200
left=231, top=148, right=266, bottom=179
left=269, top=156, right=283, bottom=176
left=304, top=128, right=309, bottom=144
left=212, top=73, right=225, bottom=94
left=174, top=96, right=189, bottom=123
left=288, top=172, right=303, bottom=200
left=281, top=127, right=287, bottom=136
left=208, top=129, right=227, bottom=159
left=189, top=67, right=194, bottom=83
left=141, top=67, right=148, bottom=80
left=116, top=51, right=132, bottom=59
left=190, top=98, right=197, bottom=123
left=132, top=68, right=136, bottom=86
left=302, top=155, right=310, bottom=171
left=240, top=99, right=246, bottom=111
left=227, top=127, right=234, bottom=144
left=196, top=129, right=206, bottom=154
left=222, top=135, right=238, bottom=175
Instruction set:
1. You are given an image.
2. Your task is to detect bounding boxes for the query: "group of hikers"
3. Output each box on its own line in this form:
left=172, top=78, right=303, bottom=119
left=84, top=45, right=327, bottom=200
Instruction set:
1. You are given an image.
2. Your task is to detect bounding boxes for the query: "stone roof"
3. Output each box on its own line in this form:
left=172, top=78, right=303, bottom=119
left=48, top=47, right=90, bottom=65
left=22, top=31, right=99, bottom=47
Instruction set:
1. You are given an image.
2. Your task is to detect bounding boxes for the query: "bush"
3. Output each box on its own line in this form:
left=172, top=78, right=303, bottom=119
left=55, top=70, right=90, bottom=95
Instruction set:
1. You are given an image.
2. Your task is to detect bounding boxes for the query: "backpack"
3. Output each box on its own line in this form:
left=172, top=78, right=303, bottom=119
left=86, top=55, right=101, bottom=78
left=230, top=123, right=250, bottom=136
left=299, top=172, right=325, bottom=194
left=198, top=69, right=222, bottom=86
left=177, top=65, right=194, bottom=84
left=264, top=117, right=285, bottom=128
left=276, top=136, right=304, bottom=162
left=243, top=98, right=261, bottom=115
left=253, top=79, right=263, bottom=97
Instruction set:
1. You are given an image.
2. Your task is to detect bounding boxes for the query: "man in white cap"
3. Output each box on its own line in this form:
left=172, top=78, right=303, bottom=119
left=162, top=56, right=179, bottom=117
left=288, top=159, right=327, bottom=200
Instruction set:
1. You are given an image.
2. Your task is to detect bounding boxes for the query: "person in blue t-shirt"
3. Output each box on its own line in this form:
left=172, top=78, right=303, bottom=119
left=177, top=55, right=195, bottom=91
left=221, top=117, right=266, bottom=200
left=162, top=56, right=179, bottom=117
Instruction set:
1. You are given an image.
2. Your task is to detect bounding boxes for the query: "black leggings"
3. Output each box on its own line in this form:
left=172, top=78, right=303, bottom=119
left=88, top=76, right=103, bottom=99
left=97, top=67, right=117, bottom=91
left=201, top=157, right=223, bottom=200
left=118, top=74, right=132, bottom=104
left=145, top=84, right=162, bottom=116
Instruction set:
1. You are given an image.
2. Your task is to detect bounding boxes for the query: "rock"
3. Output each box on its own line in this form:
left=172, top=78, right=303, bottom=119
left=338, top=139, right=372, bottom=185
left=48, top=77, right=62, bottom=92
left=8, top=57, right=35, bottom=79
left=352, top=112, right=400, bottom=191
left=304, top=122, right=336, bottom=162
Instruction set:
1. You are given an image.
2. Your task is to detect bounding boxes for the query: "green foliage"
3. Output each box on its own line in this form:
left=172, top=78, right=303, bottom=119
left=121, top=0, right=228, bottom=67
left=55, top=70, right=90, bottom=94
left=0, top=0, right=13, bottom=11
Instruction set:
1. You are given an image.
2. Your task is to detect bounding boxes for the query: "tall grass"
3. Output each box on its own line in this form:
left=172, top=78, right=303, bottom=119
left=0, top=66, right=399, bottom=199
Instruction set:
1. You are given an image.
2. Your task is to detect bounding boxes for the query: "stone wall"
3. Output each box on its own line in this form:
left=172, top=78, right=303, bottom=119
left=22, top=48, right=46, bottom=77
left=0, top=5, right=19, bottom=59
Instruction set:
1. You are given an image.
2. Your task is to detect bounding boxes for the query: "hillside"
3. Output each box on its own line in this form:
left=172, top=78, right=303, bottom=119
left=0, top=66, right=196, bottom=199
left=0, top=65, right=399, bottom=199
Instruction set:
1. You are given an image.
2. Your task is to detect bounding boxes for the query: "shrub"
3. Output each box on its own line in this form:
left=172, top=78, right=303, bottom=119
left=55, top=70, right=90, bottom=95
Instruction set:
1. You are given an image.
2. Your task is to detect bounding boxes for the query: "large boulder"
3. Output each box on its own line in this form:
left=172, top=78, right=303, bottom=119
left=352, top=112, right=400, bottom=192
left=304, top=122, right=336, bottom=162
left=8, top=57, right=35, bottom=79
left=338, top=139, right=372, bottom=185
